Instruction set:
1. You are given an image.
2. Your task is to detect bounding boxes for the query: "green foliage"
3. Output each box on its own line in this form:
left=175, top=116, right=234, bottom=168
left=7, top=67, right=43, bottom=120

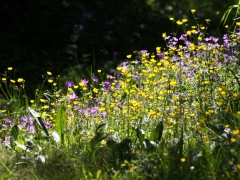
left=56, top=103, right=66, bottom=145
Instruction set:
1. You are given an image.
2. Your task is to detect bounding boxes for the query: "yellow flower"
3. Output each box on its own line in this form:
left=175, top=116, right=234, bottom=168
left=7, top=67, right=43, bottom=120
left=48, top=79, right=53, bottom=83
left=79, top=82, right=85, bottom=87
left=198, top=36, right=202, bottom=41
left=30, top=100, right=34, bottom=103
left=205, top=19, right=211, bottom=23
left=231, top=138, right=236, bottom=143
left=17, top=78, right=24, bottom=83
left=186, top=31, right=191, bottom=35
left=216, top=11, right=220, bottom=15
left=43, top=105, right=49, bottom=109
left=93, top=88, right=99, bottom=93
left=203, top=136, right=209, bottom=142
left=1, top=110, right=7, bottom=113
left=225, top=25, right=229, bottom=28
left=53, top=83, right=57, bottom=86
left=88, top=135, right=94, bottom=140
left=129, top=169, right=134, bottom=173
left=233, top=129, right=239, bottom=135
left=126, top=54, right=132, bottom=58
left=225, top=124, right=230, bottom=128
left=163, top=152, right=168, bottom=156
left=181, top=158, right=186, bottom=162
left=47, top=71, right=52, bottom=75
left=176, top=20, right=183, bottom=25
left=7, top=67, right=13, bottom=71
left=182, top=19, right=188, bottom=22
left=73, top=85, right=78, bottom=89
left=2, top=78, right=7, bottom=82
left=191, top=9, right=196, bottom=13
left=236, top=22, right=240, bottom=26
left=117, top=66, right=122, bottom=71
left=162, top=32, right=166, bottom=38
left=169, top=17, right=174, bottom=21
left=10, top=80, right=16, bottom=83
left=40, top=99, right=45, bottom=103
left=97, top=70, right=101, bottom=73
left=73, top=101, right=78, bottom=105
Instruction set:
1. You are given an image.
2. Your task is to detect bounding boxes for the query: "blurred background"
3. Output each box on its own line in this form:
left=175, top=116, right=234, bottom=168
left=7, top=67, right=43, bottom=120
left=0, top=0, right=238, bottom=97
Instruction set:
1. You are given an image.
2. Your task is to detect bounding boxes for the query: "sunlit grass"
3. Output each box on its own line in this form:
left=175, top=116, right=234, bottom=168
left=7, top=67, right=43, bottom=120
left=1, top=6, right=240, bottom=180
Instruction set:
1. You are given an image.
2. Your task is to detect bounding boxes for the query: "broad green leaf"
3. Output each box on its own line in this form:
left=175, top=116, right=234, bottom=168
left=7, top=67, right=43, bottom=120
left=28, top=107, right=49, bottom=136
left=56, top=103, right=66, bottom=145
left=14, top=140, right=29, bottom=152
left=150, top=121, right=163, bottom=143
left=95, top=122, right=107, bottom=133
left=135, top=128, right=145, bottom=145
left=11, top=125, right=19, bottom=140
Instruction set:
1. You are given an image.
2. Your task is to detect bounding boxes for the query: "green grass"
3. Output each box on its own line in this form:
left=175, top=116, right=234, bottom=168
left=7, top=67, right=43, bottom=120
left=1, top=5, right=240, bottom=180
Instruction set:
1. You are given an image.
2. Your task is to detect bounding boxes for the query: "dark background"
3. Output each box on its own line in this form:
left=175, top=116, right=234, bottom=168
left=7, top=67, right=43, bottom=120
left=0, top=0, right=237, bottom=97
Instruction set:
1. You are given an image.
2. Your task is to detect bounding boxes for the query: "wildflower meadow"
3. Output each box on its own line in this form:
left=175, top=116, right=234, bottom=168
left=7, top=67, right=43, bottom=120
left=1, top=4, right=240, bottom=180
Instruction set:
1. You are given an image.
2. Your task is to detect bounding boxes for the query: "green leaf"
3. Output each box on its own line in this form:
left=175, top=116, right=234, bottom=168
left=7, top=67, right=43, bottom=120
left=150, top=121, right=163, bottom=143
left=11, top=125, right=19, bottom=140
left=96, top=170, right=102, bottom=179
left=28, top=107, right=49, bottom=136
left=41, top=111, right=51, bottom=119
left=135, top=128, right=145, bottom=145
left=95, top=122, right=107, bottom=133
left=205, top=122, right=225, bottom=135
left=14, top=140, right=29, bottom=152
left=56, top=103, right=66, bottom=145
left=233, top=113, right=240, bottom=121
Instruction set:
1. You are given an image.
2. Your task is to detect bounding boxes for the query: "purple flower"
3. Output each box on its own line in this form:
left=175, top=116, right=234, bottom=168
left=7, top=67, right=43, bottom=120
left=19, top=115, right=35, bottom=133
left=44, top=120, right=52, bottom=128
left=2, top=136, right=12, bottom=144
left=68, top=93, right=78, bottom=103
left=80, top=79, right=88, bottom=85
left=101, top=111, right=107, bottom=118
left=157, top=52, right=164, bottom=58
left=92, top=77, right=98, bottom=82
left=133, top=74, right=140, bottom=80
left=6, top=118, right=13, bottom=123
left=90, top=107, right=98, bottom=115
left=66, top=81, right=74, bottom=88
left=116, top=84, right=121, bottom=90
left=140, top=50, right=148, bottom=54
left=179, top=34, right=188, bottom=40
left=107, top=75, right=115, bottom=79
left=212, top=37, right=219, bottom=42
left=132, top=60, right=140, bottom=64
left=104, top=81, right=111, bottom=90
left=74, top=24, right=83, bottom=31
